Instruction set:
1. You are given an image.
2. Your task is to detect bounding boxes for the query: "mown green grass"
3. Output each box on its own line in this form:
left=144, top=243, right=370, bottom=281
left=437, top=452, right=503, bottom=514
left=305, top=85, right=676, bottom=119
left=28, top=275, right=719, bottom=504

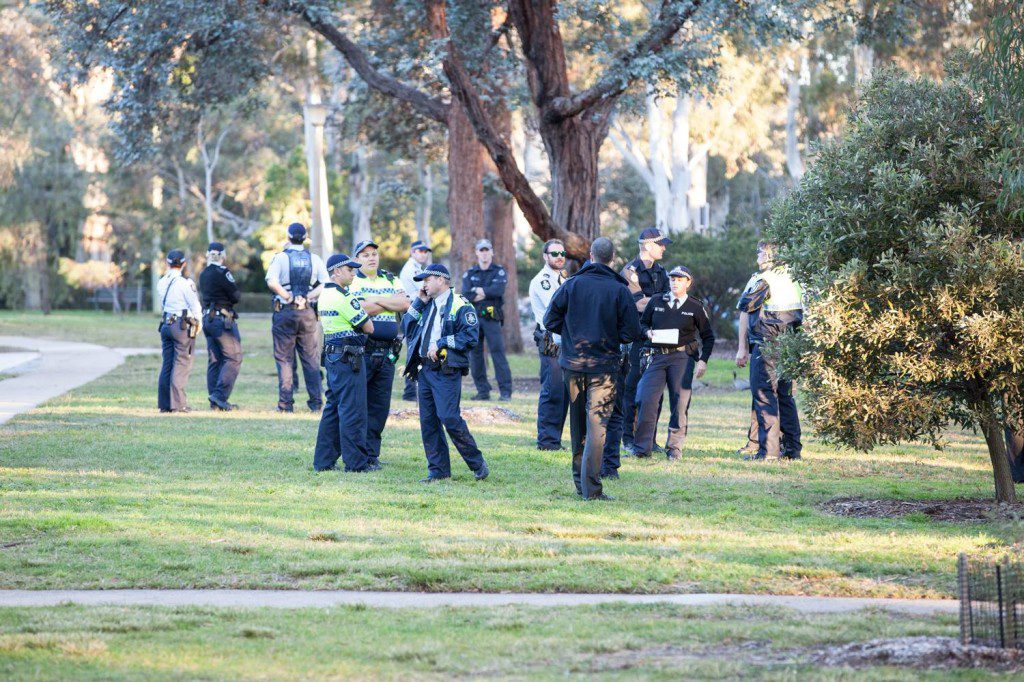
left=0, top=604, right=980, bottom=679
left=0, top=311, right=1019, bottom=596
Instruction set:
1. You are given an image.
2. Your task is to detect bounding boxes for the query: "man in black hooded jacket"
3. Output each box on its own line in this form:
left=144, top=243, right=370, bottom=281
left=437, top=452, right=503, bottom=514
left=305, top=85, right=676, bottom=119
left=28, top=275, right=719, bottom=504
left=544, top=237, right=643, bottom=500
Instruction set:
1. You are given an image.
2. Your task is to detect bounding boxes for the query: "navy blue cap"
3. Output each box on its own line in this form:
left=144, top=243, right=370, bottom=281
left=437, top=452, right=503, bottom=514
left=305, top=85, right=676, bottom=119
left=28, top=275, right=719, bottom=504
left=166, top=249, right=186, bottom=266
left=353, top=239, right=378, bottom=256
left=638, top=227, right=672, bottom=246
left=326, top=254, right=362, bottom=272
left=410, top=240, right=432, bottom=252
left=668, top=265, right=692, bottom=279
left=287, top=222, right=307, bottom=240
left=207, top=242, right=225, bottom=253
left=413, top=263, right=451, bottom=281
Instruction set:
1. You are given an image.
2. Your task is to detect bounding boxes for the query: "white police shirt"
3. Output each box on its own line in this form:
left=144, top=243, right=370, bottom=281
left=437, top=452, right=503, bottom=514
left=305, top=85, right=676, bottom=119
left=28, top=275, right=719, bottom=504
left=158, top=269, right=202, bottom=321
left=265, top=244, right=330, bottom=302
left=399, top=257, right=426, bottom=299
left=426, top=288, right=451, bottom=351
left=529, top=264, right=564, bottom=340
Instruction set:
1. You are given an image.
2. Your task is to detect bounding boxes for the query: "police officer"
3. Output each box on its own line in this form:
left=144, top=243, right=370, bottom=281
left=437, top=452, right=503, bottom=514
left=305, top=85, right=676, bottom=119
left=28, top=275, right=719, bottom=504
left=736, top=241, right=804, bottom=460
left=313, top=254, right=379, bottom=473
left=399, top=240, right=432, bottom=401
left=633, top=266, right=715, bottom=459
left=404, top=263, right=490, bottom=483
left=350, top=239, right=411, bottom=466
left=462, top=238, right=513, bottom=401
left=265, top=222, right=329, bottom=413
left=607, top=227, right=672, bottom=457
left=199, top=242, right=242, bottom=411
left=529, top=239, right=569, bottom=450
left=544, top=238, right=643, bottom=501
left=157, top=249, right=202, bottom=413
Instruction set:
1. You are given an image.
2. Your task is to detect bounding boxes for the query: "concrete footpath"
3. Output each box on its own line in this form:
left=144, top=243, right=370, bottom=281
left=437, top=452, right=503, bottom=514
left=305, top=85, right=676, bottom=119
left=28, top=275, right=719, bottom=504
left=0, top=590, right=959, bottom=614
left=0, top=336, right=129, bottom=425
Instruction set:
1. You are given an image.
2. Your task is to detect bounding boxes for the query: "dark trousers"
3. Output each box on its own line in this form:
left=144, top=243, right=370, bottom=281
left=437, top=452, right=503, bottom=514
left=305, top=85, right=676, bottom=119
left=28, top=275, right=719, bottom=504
left=403, top=375, right=418, bottom=401
left=272, top=307, right=322, bottom=411
left=314, top=353, right=370, bottom=472
left=750, top=344, right=802, bottom=458
left=602, top=358, right=627, bottom=475
left=365, top=353, right=396, bottom=461
left=634, top=352, right=694, bottom=455
left=566, top=371, right=616, bottom=499
left=204, top=316, right=242, bottom=404
left=470, top=317, right=513, bottom=398
left=418, top=366, right=485, bottom=478
left=158, top=322, right=194, bottom=411
left=537, top=351, right=568, bottom=448
left=620, top=342, right=644, bottom=447
left=1005, top=430, right=1024, bottom=482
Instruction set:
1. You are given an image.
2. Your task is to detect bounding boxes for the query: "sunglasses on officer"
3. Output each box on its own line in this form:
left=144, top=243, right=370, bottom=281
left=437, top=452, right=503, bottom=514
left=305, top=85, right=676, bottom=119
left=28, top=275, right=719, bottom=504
left=546, top=250, right=567, bottom=257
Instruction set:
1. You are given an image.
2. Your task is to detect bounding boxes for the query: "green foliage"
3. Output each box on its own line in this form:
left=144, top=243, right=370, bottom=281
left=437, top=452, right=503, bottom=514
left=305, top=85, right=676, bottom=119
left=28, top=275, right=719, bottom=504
left=767, top=67, right=1024, bottom=458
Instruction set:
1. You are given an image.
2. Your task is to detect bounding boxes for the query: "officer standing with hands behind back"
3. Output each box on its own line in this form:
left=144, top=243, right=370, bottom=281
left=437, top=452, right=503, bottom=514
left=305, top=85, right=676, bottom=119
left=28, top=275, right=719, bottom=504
left=157, top=249, right=202, bottom=413
left=265, top=222, right=329, bottom=413
left=199, top=242, right=242, bottom=411
left=462, top=239, right=513, bottom=401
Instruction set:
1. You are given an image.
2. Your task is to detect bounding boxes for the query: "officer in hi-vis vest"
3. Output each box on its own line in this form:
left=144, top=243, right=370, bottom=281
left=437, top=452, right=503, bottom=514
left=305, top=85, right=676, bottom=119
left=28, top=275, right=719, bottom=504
left=265, top=222, right=329, bottom=413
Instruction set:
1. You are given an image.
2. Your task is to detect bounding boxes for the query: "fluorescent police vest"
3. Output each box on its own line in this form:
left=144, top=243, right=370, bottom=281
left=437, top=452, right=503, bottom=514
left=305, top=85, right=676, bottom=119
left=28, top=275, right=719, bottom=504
left=760, top=268, right=803, bottom=311
left=318, top=283, right=369, bottom=346
left=349, top=269, right=400, bottom=341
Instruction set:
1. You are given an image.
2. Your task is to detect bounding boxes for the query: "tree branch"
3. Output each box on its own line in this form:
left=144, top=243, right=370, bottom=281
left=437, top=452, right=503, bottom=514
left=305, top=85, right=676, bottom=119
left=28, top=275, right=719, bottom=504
left=296, top=8, right=450, bottom=124
left=546, top=0, right=705, bottom=122
left=609, top=120, right=655, bottom=187
left=430, top=0, right=589, bottom=259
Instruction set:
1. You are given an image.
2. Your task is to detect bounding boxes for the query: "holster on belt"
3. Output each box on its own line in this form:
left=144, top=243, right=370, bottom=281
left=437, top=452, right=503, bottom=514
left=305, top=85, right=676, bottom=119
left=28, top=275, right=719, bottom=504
left=533, top=327, right=559, bottom=358
left=323, top=343, right=364, bottom=373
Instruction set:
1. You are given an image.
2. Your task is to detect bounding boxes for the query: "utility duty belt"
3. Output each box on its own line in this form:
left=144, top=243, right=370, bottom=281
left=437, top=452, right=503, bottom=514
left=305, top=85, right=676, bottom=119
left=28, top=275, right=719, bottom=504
left=161, top=312, right=200, bottom=338
left=479, top=303, right=504, bottom=322
left=204, top=307, right=237, bottom=328
left=366, top=338, right=404, bottom=365
left=322, top=343, right=365, bottom=373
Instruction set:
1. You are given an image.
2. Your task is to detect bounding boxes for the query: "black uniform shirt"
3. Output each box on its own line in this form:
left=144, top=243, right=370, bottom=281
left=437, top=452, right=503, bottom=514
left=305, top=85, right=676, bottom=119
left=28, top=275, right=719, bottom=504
left=461, top=263, right=508, bottom=311
left=199, top=264, right=242, bottom=310
left=620, top=257, right=670, bottom=303
left=640, top=293, right=716, bottom=362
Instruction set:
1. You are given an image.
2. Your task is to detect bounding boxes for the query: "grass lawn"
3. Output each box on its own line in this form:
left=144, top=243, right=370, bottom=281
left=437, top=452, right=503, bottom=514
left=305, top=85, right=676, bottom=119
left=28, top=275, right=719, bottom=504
left=0, top=310, right=1020, bottom=597
left=0, top=603, right=978, bottom=679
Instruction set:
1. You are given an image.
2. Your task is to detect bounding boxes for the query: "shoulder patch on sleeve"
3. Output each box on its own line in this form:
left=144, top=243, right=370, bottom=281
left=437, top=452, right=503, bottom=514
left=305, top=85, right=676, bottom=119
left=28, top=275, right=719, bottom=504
left=498, top=268, right=505, bottom=276
left=225, top=271, right=235, bottom=283
left=540, top=279, right=551, bottom=290
left=465, top=311, right=478, bottom=326
left=350, top=298, right=361, bottom=310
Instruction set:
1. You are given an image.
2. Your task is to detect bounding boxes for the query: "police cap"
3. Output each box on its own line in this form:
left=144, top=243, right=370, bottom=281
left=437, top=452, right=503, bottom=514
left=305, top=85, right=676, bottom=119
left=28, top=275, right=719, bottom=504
left=326, top=254, right=362, bottom=272
left=410, top=240, right=432, bottom=252
left=668, top=265, right=692, bottom=279
left=413, top=263, right=451, bottom=281
left=166, top=249, right=186, bottom=267
left=287, top=222, right=307, bottom=240
left=353, top=239, right=379, bottom=256
left=207, top=242, right=225, bottom=253
left=638, top=227, right=672, bottom=246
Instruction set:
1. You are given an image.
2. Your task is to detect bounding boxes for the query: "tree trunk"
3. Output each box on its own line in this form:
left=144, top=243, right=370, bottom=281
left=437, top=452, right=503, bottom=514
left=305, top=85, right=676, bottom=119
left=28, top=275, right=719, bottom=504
left=414, top=158, right=433, bottom=245
left=446, top=101, right=485, bottom=283
left=976, top=393, right=1018, bottom=503
left=347, top=146, right=375, bottom=249
left=668, top=93, right=691, bottom=233
left=687, top=147, right=709, bottom=231
left=22, top=223, right=44, bottom=311
left=540, top=111, right=611, bottom=246
left=648, top=93, right=671, bottom=231
left=785, top=59, right=805, bottom=182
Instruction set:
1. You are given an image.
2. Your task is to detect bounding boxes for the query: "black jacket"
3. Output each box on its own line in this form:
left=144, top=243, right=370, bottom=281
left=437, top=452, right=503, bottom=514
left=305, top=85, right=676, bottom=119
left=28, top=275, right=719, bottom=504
left=199, top=264, right=242, bottom=310
left=640, top=293, right=716, bottom=362
left=544, top=262, right=643, bottom=374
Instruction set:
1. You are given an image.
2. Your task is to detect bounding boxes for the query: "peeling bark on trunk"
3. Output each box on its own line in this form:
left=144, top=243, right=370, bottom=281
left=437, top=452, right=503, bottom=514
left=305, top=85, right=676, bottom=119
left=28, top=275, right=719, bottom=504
left=446, top=101, right=485, bottom=283
left=541, top=111, right=611, bottom=246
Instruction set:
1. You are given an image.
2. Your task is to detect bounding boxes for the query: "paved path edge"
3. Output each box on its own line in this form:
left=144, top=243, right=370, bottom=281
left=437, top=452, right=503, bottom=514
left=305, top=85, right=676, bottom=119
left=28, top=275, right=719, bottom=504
left=0, top=590, right=958, bottom=614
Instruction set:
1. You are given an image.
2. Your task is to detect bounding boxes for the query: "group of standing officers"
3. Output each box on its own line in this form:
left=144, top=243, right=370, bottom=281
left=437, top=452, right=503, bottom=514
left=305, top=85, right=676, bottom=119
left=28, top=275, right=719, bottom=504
left=155, top=221, right=803, bottom=495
